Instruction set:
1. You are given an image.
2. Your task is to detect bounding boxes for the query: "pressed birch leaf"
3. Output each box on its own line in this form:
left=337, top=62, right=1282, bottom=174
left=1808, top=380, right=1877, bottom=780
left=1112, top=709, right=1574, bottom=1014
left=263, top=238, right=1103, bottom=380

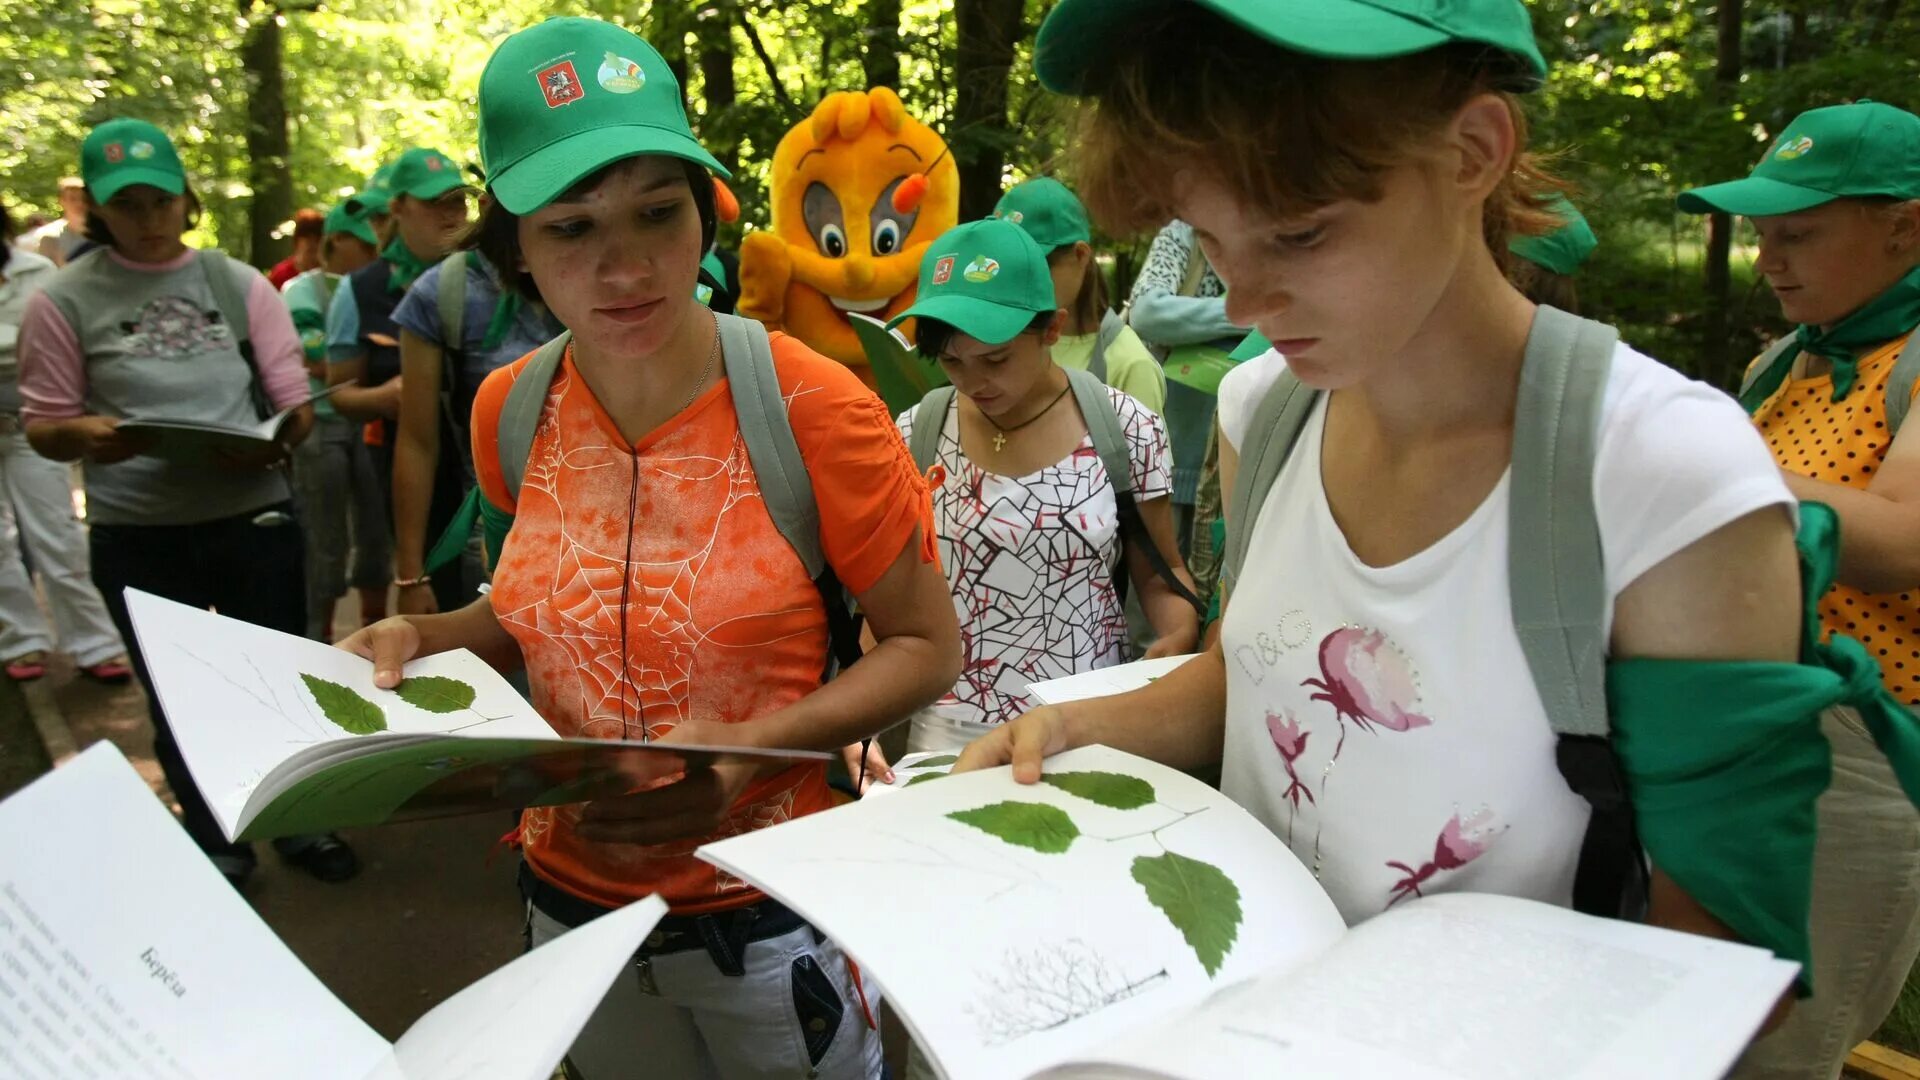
left=301, top=674, right=386, bottom=735
left=393, top=675, right=477, bottom=715
left=1131, top=852, right=1241, bottom=977
left=947, top=801, right=1080, bottom=854
left=1041, top=771, right=1156, bottom=810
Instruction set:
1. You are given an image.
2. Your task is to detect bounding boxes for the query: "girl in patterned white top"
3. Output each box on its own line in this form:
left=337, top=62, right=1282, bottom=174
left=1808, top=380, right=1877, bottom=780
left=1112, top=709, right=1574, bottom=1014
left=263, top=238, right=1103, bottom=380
left=890, top=218, right=1198, bottom=747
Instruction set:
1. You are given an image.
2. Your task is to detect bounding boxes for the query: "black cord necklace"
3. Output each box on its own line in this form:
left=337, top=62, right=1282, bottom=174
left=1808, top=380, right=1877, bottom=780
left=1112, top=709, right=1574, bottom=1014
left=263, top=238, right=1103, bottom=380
left=982, top=379, right=1072, bottom=452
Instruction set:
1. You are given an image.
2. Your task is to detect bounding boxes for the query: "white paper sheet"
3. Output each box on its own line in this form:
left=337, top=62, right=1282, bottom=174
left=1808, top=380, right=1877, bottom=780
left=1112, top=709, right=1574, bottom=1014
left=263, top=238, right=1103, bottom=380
left=1025, top=656, right=1199, bottom=707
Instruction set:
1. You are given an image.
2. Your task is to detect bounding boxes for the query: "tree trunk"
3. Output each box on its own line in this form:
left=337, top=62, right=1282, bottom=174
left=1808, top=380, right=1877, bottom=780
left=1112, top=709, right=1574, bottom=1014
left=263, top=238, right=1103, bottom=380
left=697, top=6, right=738, bottom=170
left=240, top=0, right=293, bottom=268
left=952, top=0, right=1024, bottom=220
left=1703, top=0, right=1743, bottom=388
left=861, top=0, right=903, bottom=89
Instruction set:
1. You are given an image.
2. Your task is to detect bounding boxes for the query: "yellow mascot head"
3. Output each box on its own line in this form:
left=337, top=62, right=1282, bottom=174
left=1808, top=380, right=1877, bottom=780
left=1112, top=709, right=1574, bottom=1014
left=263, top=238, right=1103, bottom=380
left=735, top=87, right=959, bottom=378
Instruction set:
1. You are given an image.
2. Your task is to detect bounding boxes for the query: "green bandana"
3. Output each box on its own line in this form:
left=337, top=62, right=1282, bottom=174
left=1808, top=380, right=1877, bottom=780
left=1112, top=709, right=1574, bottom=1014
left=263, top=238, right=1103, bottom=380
left=381, top=237, right=434, bottom=293
left=1740, top=264, right=1920, bottom=413
left=480, top=292, right=524, bottom=352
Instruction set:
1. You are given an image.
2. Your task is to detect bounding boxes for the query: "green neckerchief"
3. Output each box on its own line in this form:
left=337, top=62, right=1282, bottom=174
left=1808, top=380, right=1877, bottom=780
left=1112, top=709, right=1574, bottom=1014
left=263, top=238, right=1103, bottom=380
left=381, top=238, right=434, bottom=293
left=1740, top=264, right=1920, bottom=412
left=479, top=291, right=524, bottom=352
left=1608, top=502, right=1920, bottom=994
left=426, top=485, right=514, bottom=575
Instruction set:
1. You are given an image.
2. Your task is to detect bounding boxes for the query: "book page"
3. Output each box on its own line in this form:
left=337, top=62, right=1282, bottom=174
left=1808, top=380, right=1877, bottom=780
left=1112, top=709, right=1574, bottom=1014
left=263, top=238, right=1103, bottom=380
left=699, top=745, right=1346, bottom=1080
left=1049, top=892, right=1796, bottom=1080
left=382, top=895, right=667, bottom=1080
left=124, top=588, right=554, bottom=841
left=1025, top=656, right=1198, bottom=707
left=0, top=744, right=389, bottom=1080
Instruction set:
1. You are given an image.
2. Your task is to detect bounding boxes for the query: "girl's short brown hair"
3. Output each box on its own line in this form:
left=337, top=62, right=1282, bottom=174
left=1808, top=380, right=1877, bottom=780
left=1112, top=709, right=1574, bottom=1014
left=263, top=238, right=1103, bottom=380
left=1050, top=243, right=1111, bottom=330
left=466, top=157, right=718, bottom=305
left=1073, top=6, right=1567, bottom=271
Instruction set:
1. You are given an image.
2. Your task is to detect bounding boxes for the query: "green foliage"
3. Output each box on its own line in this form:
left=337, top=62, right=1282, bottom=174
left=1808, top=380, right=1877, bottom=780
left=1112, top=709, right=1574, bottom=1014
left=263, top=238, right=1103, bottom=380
left=1041, top=770, right=1157, bottom=810
left=300, top=673, right=387, bottom=735
left=1130, top=851, right=1242, bottom=978
left=393, top=674, right=478, bottom=714
left=947, top=800, right=1081, bottom=853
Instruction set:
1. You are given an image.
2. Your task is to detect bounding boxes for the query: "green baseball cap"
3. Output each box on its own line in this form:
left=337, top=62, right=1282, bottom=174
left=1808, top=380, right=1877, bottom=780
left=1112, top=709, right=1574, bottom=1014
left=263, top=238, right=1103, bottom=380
left=81, top=118, right=186, bottom=203
left=1034, top=0, right=1548, bottom=96
left=993, top=178, right=1092, bottom=250
left=347, top=163, right=399, bottom=216
left=887, top=219, right=1057, bottom=346
left=1507, top=195, right=1597, bottom=276
left=385, top=147, right=470, bottom=202
left=1677, top=101, right=1920, bottom=217
left=323, top=198, right=379, bottom=246
left=478, top=16, right=729, bottom=215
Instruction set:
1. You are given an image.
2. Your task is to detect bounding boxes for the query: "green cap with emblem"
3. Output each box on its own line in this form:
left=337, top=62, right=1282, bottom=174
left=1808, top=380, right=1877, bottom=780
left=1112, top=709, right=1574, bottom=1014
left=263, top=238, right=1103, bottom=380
left=478, top=16, right=729, bottom=215
left=993, top=177, right=1092, bottom=250
left=81, top=118, right=186, bottom=203
left=385, top=147, right=470, bottom=202
left=348, top=163, right=400, bottom=216
left=323, top=197, right=379, bottom=246
left=1508, top=195, right=1597, bottom=276
left=1033, top=0, right=1548, bottom=96
left=888, top=219, right=1057, bottom=345
left=1678, top=101, right=1920, bottom=217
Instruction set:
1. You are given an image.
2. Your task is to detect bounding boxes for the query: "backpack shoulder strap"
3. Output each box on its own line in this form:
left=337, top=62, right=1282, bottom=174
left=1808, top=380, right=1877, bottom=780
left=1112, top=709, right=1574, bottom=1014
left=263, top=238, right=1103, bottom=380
left=1089, top=309, right=1124, bottom=384
left=437, top=250, right=469, bottom=351
left=1885, top=331, right=1920, bottom=438
left=496, top=331, right=571, bottom=502
left=1739, top=334, right=1798, bottom=402
left=198, top=250, right=252, bottom=351
left=716, top=313, right=824, bottom=579
left=1220, top=370, right=1320, bottom=595
left=910, top=386, right=957, bottom=473
left=1508, top=304, right=1616, bottom=741
left=1065, top=365, right=1132, bottom=496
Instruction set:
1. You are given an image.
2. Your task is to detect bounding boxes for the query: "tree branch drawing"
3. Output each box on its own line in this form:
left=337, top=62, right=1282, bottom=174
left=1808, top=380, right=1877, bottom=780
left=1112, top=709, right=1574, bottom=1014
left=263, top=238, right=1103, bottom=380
left=944, top=771, right=1243, bottom=976
left=173, top=644, right=327, bottom=741
left=966, top=939, right=1170, bottom=1046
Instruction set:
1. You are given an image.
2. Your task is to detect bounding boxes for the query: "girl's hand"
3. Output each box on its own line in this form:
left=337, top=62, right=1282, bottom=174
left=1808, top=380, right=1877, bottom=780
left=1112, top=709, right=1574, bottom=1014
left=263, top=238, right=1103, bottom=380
left=336, top=616, right=424, bottom=689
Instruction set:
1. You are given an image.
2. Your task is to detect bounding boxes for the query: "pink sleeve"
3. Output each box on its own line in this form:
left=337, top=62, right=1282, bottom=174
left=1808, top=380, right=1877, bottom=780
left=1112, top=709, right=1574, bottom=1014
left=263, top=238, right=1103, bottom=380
left=17, top=291, right=87, bottom=423
left=245, top=272, right=310, bottom=410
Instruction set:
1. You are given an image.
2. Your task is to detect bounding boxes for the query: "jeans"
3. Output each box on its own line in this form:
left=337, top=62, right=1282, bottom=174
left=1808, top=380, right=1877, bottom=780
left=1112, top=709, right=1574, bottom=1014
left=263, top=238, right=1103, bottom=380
left=90, top=502, right=307, bottom=860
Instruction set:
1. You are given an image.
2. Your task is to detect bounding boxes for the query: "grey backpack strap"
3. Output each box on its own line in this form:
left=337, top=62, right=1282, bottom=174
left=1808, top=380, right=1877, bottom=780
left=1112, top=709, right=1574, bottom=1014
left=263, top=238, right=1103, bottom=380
left=1885, top=332, right=1920, bottom=438
left=1089, top=309, right=1124, bottom=384
left=198, top=250, right=251, bottom=351
left=1738, top=334, right=1798, bottom=402
left=496, top=331, right=571, bottom=501
left=1065, top=365, right=1132, bottom=496
left=910, top=387, right=957, bottom=473
left=1220, top=371, right=1320, bottom=596
left=716, top=312, right=824, bottom=579
left=1508, top=304, right=1616, bottom=741
left=437, top=250, right=469, bottom=350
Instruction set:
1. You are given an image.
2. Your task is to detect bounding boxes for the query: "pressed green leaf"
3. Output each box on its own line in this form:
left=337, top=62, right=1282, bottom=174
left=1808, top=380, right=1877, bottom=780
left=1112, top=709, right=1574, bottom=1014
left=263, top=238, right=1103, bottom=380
left=301, top=673, right=386, bottom=735
left=904, top=772, right=944, bottom=787
left=1131, top=852, right=1242, bottom=977
left=1041, top=771, right=1156, bottom=810
left=915, top=754, right=959, bottom=768
left=947, top=801, right=1080, bottom=854
left=393, top=675, right=477, bottom=715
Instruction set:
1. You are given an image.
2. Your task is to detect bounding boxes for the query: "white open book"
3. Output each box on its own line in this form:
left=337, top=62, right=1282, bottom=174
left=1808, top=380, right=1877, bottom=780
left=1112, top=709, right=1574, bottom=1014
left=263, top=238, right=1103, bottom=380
left=699, top=745, right=1797, bottom=1080
left=0, top=741, right=666, bottom=1080
left=124, top=589, right=827, bottom=842
left=117, top=385, right=343, bottom=464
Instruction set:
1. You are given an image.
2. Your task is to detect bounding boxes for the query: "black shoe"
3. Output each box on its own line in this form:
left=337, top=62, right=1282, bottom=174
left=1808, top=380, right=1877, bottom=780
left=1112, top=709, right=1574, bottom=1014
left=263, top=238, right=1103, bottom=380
left=277, top=833, right=360, bottom=883
left=210, top=851, right=256, bottom=889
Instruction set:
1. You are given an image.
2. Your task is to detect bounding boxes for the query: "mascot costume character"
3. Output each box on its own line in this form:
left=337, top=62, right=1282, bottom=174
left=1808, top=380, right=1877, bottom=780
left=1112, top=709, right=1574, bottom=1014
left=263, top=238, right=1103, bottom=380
left=737, top=87, right=958, bottom=383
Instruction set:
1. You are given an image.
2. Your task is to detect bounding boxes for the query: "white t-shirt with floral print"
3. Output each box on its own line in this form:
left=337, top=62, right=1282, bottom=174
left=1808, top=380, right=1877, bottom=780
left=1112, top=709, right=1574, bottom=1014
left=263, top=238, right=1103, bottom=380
left=1218, top=343, right=1794, bottom=924
left=899, top=385, right=1172, bottom=726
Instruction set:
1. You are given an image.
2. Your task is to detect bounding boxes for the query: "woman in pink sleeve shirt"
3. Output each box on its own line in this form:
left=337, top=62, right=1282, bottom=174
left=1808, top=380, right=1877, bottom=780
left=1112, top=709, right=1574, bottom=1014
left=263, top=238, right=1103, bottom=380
left=15, top=117, right=358, bottom=886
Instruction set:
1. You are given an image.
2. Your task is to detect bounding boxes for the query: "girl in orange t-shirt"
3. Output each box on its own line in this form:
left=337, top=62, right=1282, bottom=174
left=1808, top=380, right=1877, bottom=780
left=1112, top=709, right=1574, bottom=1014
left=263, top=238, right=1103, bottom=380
left=340, top=19, right=959, bottom=1080
left=1679, top=100, right=1920, bottom=1079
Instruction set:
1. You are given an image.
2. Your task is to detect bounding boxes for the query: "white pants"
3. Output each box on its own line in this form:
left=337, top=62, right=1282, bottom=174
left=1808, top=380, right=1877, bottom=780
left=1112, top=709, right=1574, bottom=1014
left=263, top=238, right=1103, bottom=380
left=0, top=428, right=121, bottom=665
left=529, top=903, right=883, bottom=1080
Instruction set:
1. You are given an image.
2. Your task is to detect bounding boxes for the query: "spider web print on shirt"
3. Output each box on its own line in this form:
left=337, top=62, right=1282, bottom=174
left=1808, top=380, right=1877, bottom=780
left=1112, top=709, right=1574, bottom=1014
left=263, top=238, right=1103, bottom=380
left=901, top=385, right=1171, bottom=725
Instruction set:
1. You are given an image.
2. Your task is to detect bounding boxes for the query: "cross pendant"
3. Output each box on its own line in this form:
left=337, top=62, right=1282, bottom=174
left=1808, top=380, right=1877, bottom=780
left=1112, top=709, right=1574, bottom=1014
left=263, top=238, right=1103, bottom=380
left=992, top=432, right=1007, bottom=452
